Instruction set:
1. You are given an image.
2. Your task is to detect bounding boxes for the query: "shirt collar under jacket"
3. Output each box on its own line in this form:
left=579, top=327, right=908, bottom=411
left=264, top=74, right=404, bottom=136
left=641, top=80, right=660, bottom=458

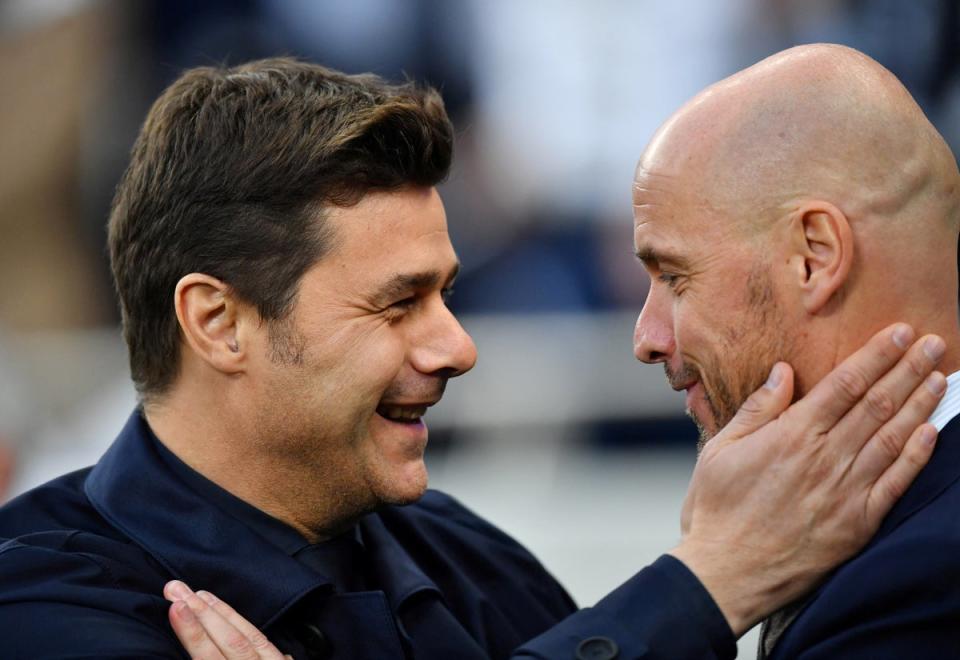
left=874, top=370, right=960, bottom=541
left=928, top=370, right=960, bottom=431
left=83, top=410, right=441, bottom=630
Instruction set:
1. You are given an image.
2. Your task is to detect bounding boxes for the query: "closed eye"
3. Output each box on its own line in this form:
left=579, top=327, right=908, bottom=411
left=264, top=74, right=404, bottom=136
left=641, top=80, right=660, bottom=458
left=657, top=272, right=680, bottom=288
left=382, top=296, right=417, bottom=323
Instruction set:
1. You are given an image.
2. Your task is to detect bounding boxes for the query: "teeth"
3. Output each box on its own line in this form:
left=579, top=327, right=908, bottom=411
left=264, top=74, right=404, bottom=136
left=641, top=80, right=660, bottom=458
left=378, top=405, right=427, bottom=421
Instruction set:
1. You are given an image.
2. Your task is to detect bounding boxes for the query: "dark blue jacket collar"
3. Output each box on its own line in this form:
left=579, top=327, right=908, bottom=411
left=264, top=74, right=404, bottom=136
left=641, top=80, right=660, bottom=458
left=84, top=410, right=439, bottom=628
left=362, top=513, right=444, bottom=611
left=875, top=415, right=960, bottom=541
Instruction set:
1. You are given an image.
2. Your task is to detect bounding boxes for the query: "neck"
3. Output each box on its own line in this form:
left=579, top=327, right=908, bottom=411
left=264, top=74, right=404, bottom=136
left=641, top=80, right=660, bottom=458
left=826, top=305, right=960, bottom=389
left=893, top=302, right=960, bottom=376
left=145, top=384, right=357, bottom=544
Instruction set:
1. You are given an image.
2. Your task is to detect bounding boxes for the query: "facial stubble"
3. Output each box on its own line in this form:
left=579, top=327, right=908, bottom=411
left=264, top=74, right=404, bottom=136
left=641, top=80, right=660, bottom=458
left=690, top=266, right=789, bottom=451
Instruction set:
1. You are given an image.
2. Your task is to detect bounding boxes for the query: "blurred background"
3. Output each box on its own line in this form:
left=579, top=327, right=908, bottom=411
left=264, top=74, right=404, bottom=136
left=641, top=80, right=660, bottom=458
left=3, top=0, right=959, bottom=654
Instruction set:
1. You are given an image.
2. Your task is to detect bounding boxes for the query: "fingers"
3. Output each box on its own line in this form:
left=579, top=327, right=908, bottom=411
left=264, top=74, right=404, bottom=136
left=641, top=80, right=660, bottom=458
left=165, top=580, right=284, bottom=660
left=829, top=334, right=945, bottom=446
left=716, top=362, right=795, bottom=440
left=168, top=599, right=227, bottom=660
left=865, top=422, right=938, bottom=524
left=846, top=366, right=945, bottom=488
left=793, top=323, right=920, bottom=431
left=194, top=591, right=286, bottom=659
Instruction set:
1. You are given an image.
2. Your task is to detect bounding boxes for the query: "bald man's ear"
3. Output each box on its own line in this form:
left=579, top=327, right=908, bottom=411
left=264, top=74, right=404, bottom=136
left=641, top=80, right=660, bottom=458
left=788, top=202, right=854, bottom=314
left=174, top=273, right=248, bottom=376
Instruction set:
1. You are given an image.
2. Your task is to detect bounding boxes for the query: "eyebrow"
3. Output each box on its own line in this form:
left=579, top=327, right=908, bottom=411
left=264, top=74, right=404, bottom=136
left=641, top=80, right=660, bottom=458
left=634, top=246, right=689, bottom=269
left=372, top=263, right=460, bottom=306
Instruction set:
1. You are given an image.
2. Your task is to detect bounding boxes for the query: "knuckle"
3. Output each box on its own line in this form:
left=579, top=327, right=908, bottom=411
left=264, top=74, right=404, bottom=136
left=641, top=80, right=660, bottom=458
left=881, top=475, right=907, bottom=503
left=825, top=517, right=859, bottom=553
left=248, top=631, right=271, bottom=649
left=186, top=626, right=207, bottom=645
left=225, top=631, right=252, bottom=653
left=904, top=391, right=935, bottom=423
left=737, top=392, right=765, bottom=418
left=731, top=389, right=771, bottom=427
left=834, top=366, right=870, bottom=402
left=863, top=387, right=896, bottom=422
left=872, top=426, right=903, bottom=464
left=903, top=435, right=929, bottom=469
left=907, top=352, right=928, bottom=378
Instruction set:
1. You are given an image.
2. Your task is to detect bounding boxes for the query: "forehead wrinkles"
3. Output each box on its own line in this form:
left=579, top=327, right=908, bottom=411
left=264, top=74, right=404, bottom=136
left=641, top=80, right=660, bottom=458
left=632, top=179, right=678, bottom=238
left=632, top=173, right=726, bottom=238
left=632, top=169, right=677, bottom=209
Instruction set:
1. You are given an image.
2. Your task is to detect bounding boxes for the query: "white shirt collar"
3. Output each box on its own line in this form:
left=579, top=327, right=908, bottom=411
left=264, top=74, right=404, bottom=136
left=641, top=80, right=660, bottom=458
left=928, top=370, right=960, bottom=431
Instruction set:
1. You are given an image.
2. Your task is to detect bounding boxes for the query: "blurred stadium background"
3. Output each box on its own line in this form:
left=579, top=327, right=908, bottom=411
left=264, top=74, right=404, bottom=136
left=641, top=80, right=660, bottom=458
left=2, top=1, right=959, bottom=654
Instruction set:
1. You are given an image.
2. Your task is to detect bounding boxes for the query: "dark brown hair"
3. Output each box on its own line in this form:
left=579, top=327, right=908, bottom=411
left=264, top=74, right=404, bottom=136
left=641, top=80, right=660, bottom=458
left=108, top=58, right=453, bottom=399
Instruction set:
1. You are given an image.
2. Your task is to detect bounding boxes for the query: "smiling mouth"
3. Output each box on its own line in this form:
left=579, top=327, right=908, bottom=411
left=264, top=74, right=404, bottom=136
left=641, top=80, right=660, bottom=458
left=376, top=404, right=429, bottom=424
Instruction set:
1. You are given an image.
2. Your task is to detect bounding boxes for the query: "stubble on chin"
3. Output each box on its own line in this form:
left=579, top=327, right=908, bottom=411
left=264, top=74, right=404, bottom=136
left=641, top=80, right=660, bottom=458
left=693, top=264, right=793, bottom=451
left=691, top=357, right=781, bottom=452
left=692, top=418, right=711, bottom=454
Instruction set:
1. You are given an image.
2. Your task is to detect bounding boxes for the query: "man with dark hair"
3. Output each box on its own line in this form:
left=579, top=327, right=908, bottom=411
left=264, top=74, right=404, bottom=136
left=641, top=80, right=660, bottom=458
left=0, top=58, right=947, bottom=659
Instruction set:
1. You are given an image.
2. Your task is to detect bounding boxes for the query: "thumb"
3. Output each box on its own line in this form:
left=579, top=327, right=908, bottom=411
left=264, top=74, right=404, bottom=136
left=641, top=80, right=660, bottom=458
left=720, top=362, right=795, bottom=440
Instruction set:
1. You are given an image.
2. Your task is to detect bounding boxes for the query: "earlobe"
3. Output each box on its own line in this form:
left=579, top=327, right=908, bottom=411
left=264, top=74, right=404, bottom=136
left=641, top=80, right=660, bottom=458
left=791, top=202, right=854, bottom=314
left=174, top=274, right=246, bottom=375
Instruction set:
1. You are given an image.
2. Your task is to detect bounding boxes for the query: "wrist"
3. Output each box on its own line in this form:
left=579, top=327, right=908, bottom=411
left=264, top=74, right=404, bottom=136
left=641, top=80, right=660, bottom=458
left=669, top=541, right=775, bottom=637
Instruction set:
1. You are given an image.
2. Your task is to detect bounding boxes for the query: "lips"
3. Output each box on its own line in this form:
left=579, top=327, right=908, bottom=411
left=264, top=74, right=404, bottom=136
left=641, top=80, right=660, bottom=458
left=376, top=404, right=428, bottom=423
left=375, top=400, right=437, bottom=424
left=672, top=380, right=699, bottom=393
left=664, top=362, right=700, bottom=393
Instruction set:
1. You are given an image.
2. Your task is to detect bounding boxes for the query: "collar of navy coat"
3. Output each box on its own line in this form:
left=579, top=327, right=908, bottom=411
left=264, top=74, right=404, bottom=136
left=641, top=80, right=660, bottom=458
left=873, top=413, right=960, bottom=540
left=760, top=379, right=960, bottom=658
left=762, top=411, right=960, bottom=656
left=83, top=410, right=443, bottom=630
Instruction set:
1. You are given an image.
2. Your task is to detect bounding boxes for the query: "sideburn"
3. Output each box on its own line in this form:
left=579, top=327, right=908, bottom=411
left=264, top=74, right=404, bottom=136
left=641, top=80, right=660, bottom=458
left=268, top=315, right=307, bottom=366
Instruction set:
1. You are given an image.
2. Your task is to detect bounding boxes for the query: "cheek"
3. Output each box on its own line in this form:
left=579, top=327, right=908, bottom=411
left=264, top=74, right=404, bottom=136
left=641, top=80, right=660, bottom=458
left=286, top=321, right=405, bottom=403
left=319, top=319, right=404, bottom=362
left=673, top=295, right=738, bottom=359
left=368, top=338, right=407, bottom=388
left=672, top=304, right=707, bottom=357
left=337, top=323, right=408, bottom=390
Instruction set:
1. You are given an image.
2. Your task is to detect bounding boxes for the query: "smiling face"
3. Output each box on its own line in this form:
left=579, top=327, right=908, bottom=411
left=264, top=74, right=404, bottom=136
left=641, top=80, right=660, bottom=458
left=632, top=167, right=793, bottom=445
left=630, top=44, right=960, bottom=447
left=246, top=187, right=476, bottom=513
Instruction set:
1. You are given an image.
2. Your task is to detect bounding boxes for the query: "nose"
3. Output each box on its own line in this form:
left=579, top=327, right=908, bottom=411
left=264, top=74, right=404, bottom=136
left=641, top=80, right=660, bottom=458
left=633, top=286, right=675, bottom=364
left=410, top=299, right=478, bottom=378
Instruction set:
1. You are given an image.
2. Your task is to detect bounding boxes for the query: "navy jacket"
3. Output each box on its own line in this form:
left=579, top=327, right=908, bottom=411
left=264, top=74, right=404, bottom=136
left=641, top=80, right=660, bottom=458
left=0, top=411, right=734, bottom=659
left=763, top=416, right=960, bottom=659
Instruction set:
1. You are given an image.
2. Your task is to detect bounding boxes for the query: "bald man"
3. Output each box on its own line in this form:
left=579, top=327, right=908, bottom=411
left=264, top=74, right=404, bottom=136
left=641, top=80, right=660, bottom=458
left=633, top=43, right=960, bottom=658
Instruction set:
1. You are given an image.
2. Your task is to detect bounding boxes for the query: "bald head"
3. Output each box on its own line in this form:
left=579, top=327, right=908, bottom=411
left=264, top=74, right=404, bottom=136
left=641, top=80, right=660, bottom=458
left=633, top=45, right=960, bottom=415
left=638, top=44, right=959, bottom=236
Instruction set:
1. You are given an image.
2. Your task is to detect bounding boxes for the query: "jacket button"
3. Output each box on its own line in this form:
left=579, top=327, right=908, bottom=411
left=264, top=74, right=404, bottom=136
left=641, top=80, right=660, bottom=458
left=575, top=636, right=620, bottom=660
left=301, top=623, right=333, bottom=659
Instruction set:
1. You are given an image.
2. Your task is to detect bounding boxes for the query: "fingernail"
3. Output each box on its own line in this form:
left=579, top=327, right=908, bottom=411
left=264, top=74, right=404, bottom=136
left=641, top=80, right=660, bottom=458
left=197, top=591, right=216, bottom=605
left=926, top=371, right=947, bottom=396
left=167, top=580, right=191, bottom=600
left=924, top=336, right=946, bottom=362
left=764, top=363, right=783, bottom=389
left=892, top=324, right=914, bottom=349
left=173, top=600, right=195, bottom=621
left=922, top=425, right=938, bottom=447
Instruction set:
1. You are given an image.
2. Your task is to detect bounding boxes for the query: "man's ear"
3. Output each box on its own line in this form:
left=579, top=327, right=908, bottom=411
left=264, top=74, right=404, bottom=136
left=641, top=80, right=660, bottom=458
left=787, top=202, right=854, bottom=314
left=174, top=273, right=247, bottom=376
